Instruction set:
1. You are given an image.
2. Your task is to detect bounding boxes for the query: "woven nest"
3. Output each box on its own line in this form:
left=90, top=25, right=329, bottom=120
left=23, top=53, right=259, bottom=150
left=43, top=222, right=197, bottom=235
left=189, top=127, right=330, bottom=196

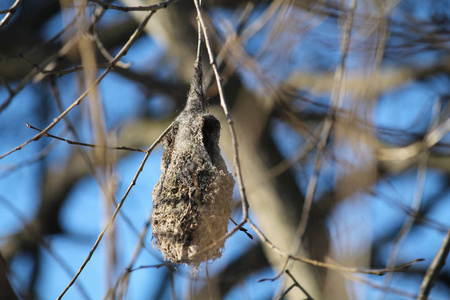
left=152, top=63, right=235, bottom=268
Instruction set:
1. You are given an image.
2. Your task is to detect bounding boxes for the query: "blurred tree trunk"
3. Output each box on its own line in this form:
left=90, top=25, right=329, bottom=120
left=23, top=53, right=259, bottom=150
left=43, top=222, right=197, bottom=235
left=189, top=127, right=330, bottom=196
left=0, top=253, right=18, bottom=300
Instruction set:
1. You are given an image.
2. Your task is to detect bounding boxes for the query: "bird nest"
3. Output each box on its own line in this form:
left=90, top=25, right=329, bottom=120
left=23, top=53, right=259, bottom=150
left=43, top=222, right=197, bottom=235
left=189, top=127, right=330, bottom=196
left=152, top=61, right=235, bottom=268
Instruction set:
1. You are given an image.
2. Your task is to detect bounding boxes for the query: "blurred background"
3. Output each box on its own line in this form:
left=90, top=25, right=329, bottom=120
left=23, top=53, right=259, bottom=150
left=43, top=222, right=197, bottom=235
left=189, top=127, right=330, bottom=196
left=0, top=0, right=450, bottom=299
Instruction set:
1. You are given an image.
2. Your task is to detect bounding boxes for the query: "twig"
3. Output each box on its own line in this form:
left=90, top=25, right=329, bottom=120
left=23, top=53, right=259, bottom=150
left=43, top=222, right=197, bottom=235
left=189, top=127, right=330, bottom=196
left=49, top=76, right=81, bottom=142
left=90, top=5, right=131, bottom=69
left=369, top=186, right=448, bottom=234
left=0, top=10, right=155, bottom=161
left=0, top=140, right=57, bottom=179
left=378, top=97, right=450, bottom=162
left=259, top=258, right=289, bottom=282
left=292, top=0, right=357, bottom=254
left=107, top=210, right=162, bottom=300
left=0, top=77, right=13, bottom=95
left=247, top=218, right=423, bottom=275
left=88, top=0, right=176, bottom=12
left=19, top=55, right=122, bottom=77
left=190, top=0, right=423, bottom=282
left=57, top=122, right=173, bottom=299
left=50, top=76, right=128, bottom=262
left=26, top=123, right=146, bottom=153
left=0, top=12, right=77, bottom=63
left=277, top=284, right=296, bottom=300
left=0, top=0, right=22, bottom=29
left=277, top=270, right=313, bottom=300
left=192, top=1, right=253, bottom=267
left=202, top=1, right=255, bottom=89
left=381, top=98, right=441, bottom=295
left=193, top=0, right=249, bottom=220
left=418, top=227, right=450, bottom=300
left=380, top=152, right=429, bottom=295
left=55, top=10, right=160, bottom=297
left=229, top=217, right=253, bottom=239
left=205, top=263, right=212, bottom=300
left=343, top=272, right=420, bottom=299
left=126, top=263, right=176, bottom=272
left=0, top=5, right=91, bottom=113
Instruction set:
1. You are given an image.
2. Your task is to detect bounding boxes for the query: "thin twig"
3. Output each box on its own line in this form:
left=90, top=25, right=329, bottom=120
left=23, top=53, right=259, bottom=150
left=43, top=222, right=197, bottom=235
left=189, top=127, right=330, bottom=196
left=51, top=58, right=130, bottom=251
left=277, top=284, right=296, bottom=300
left=381, top=98, right=442, bottom=297
left=88, top=0, right=176, bottom=12
left=378, top=97, right=450, bottom=162
left=202, top=1, right=255, bottom=90
left=26, top=123, right=146, bottom=153
left=191, top=0, right=423, bottom=281
left=247, top=218, right=423, bottom=276
left=279, top=270, right=314, bottom=300
left=0, top=77, right=13, bottom=95
left=0, top=13, right=77, bottom=62
left=170, top=270, right=177, bottom=300
left=108, top=209, right=162, bottom=300
left=229, top=217, right=253, bottom=239
left=0, top=5, right=91, bottom=113
left=90, top=5, right=131, bottom=69
left=0, top=140, right=57, bottom=179
left=19, top=55, right=122, bottom=77
left=192, top=1, right=253, bottom=270
left=0, top=10, right=155, bottom=161
left=205, top=263, right=213, bottom=300
left=287, top=0, right=357, bottom=276
left=368, top=186, right=448, bottom=234
left=258, top=258, right=289, bottom=282
left=126, top=263, right=176, bottom=272
left=343, top=272, right=420, bottom=299
left=56, top=10, right=159, bottom=297
left=0, top=0, right=22, bottom=29
left=380, top=153, right=429, bottom=296
left=193, top=0, right=249, bottom=220
left=57, top=122, right=173, bottom=299
left=418, top=227, right=450, bottom=300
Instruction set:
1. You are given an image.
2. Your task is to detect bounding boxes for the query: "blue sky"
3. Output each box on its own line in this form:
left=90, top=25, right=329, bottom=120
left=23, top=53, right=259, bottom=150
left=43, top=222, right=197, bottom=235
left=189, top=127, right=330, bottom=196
left=1, top=1, right=450, bottom=299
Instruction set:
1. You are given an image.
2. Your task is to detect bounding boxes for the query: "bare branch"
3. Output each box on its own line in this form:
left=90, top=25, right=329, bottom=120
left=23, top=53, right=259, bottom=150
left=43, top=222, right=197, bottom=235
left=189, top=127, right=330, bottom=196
left=0, top=9, right=155, bottom=161
left=290, top=0, right=357, bottom=261
left=89, top=0, right=176, bottom=12
left=0, top=0, right=22, bottom=29
left=57, top=121, right=173, bottom=299
left=26, top=123, right=146, bottom=153
left=247, top=218, right=424, bottom=276
left=418, top=227, right=450, bottom=300
left=0, top=5, right=91, bottom=113
left=277, top=270, right=314, bottom=300
left=193, top=0, right=250, bottom=220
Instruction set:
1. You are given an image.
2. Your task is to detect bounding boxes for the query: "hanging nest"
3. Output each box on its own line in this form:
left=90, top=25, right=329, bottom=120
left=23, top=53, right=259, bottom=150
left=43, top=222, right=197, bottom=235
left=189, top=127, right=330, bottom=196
left=151, top=61, right=235, bottom=268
